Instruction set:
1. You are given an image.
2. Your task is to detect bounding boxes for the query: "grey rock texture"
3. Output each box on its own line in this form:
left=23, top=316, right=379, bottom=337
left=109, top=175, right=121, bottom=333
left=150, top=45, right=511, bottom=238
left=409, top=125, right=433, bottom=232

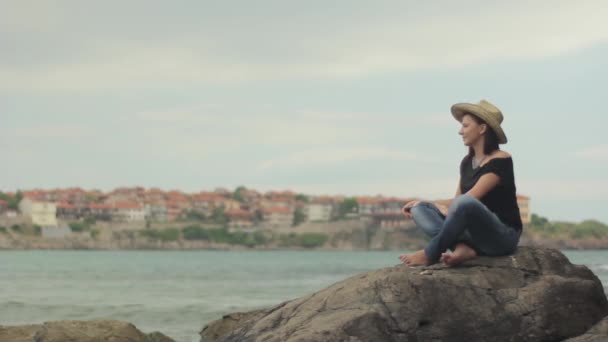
left=200, top=247, right=608, bottom=342
left=564, top=316, right=608, bottom=342
left=0, top=320, right=175, bottom=342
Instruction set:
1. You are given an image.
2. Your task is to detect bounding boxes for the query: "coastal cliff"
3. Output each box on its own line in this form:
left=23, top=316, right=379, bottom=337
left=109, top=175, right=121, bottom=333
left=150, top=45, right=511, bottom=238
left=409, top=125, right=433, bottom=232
left=201, top=247, right=608, bottom=342
left=2, top=219, right=606, bottom=250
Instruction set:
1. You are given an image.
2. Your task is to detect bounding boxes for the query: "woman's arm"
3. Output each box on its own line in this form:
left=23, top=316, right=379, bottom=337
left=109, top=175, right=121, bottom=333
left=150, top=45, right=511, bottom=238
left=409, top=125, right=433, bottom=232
left=466, top=173, right=500, bottom=200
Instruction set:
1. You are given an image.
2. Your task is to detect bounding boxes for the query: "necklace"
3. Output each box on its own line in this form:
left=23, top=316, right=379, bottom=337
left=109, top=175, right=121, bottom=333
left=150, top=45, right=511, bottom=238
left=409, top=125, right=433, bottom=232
left=472, top=154, right=487, bottom=169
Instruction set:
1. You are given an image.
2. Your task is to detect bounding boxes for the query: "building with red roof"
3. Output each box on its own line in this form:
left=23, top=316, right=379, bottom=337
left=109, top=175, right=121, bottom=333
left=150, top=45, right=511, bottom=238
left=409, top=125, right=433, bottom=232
left=262, top=207, right=293, bottom=228
left=111, top=202, right=145, bottom=222
left=516, top=194, right=531, bottom=224
left=225, top=209, right=255, bottom=228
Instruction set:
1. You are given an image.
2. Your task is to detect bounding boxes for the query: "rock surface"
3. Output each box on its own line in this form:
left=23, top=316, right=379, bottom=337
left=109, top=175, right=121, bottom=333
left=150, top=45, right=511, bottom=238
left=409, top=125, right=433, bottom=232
left=564, top=316, right=608, bottom=342
left=200, top=247, right=608, bottom=342
left=0, top=320, right=175, bottom=342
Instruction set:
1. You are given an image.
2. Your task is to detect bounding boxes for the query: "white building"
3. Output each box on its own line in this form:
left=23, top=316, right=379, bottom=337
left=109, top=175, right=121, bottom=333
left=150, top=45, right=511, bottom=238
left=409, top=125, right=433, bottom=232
left=262, top=207, right=292, bottom=228
left=18, top=198, right=58, bottom=227
left=305, top=202, right=333, bottom=222
left=144, top=203, right=168, bottom=222
left=355, top=197, right=379, bottom=216
left=111, top=202, right=146, bottom=222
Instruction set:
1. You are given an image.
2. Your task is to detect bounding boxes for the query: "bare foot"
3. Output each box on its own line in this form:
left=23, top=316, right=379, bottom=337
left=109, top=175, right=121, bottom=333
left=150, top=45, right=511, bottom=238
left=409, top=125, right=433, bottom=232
left=441, top=243, right=477, bottom=266
left=399, top=249, right=431, bottom=266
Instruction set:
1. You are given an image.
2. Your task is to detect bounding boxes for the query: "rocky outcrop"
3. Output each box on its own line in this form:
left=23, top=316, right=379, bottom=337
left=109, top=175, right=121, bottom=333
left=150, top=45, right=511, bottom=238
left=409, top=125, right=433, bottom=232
left=200, top=247, right=608, bottom=342
left=564, top=316, right=608, bottom=342
left=0, top=320, right=174, bottom=342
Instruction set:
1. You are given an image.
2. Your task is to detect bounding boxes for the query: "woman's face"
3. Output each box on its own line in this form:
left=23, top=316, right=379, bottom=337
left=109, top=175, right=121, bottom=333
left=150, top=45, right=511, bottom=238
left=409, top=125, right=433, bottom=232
left=459, top=114, right=486, bottom=146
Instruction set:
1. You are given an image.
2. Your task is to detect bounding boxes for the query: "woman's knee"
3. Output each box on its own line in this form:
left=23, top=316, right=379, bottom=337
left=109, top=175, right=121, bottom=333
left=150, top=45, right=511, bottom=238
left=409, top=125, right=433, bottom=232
left=410, top=202, right=436, bottom=221
left=410, top=202, right=442, bottom=236
left=450, top=195, right=481, bottom=213
left=411, top=201, right=436, bottom=214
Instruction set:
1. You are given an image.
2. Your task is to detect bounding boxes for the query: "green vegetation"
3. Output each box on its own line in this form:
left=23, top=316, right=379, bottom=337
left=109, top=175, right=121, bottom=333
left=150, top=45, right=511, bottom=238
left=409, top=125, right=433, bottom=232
left=69, top=222, right=89, bottom=232
left=299, top=233, right=328, bottom=248
left=163, top=225, right=327, bottom=248
left=0, top=190, right=22, bottom=211
left=232, top=186, right=247, bottom=203
left=182, top=225, right=267, bottom=247
left=69, top=217, right=96, bottom=233
left=0, top=226, right=6, bottom=234
left=7, top=224, right=41, bottom=236
left=229, top=230, right=267, bottom=247
left=338, top=198, right=358, bottom=219
left=185, top=210, right=207, bottom=221
left=295, top=194, right=310, bottom=203
left=526, top=214, right=608, bottom=240
left=183, top=225, right=270, bottom=246
left=293, top=207, right=306, bottom=226
left=83, top=216, right=96, bottom=226
left=140, top=228, right=180, bottom=242
left=90, top=229, right=100, bottom=239
left=183, top=225, right=211, bottom=240
left=211, top=207, right=227, bottom=225
left=278, top=232, right=328, bottom=248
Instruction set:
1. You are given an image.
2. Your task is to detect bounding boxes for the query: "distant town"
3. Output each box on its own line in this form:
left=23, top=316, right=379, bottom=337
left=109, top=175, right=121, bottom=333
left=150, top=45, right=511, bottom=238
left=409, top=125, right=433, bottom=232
left=0, top=187, right=531, bottom=236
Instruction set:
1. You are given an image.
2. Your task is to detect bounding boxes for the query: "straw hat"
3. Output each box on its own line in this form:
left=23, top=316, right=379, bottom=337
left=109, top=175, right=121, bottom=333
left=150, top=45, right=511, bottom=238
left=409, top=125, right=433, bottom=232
left=451, top=99, right=508, bottom=144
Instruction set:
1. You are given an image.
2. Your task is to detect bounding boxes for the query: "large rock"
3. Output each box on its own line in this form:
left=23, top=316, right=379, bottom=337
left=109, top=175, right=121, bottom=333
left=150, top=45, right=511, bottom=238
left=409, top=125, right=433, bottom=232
left=0, top=320, right=174, bottom=342
left=564, top=316, right=608, bottom=342
left=201, top=247, right=608, bottom=342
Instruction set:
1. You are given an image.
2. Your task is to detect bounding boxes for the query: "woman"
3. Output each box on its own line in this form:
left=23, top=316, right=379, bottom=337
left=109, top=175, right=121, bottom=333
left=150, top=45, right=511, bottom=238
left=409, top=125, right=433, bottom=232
left=399, top=99, right=522, bottom=266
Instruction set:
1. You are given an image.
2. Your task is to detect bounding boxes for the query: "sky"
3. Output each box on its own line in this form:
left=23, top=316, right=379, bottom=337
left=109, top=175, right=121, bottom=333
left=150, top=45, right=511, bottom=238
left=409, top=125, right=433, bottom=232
left=1, top=1, right=608, bottom=223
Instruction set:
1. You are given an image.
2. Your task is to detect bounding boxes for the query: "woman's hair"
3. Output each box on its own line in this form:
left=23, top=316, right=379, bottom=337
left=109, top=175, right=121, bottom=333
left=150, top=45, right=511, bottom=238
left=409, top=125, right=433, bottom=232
left=466, top=114, right=500, bottom=157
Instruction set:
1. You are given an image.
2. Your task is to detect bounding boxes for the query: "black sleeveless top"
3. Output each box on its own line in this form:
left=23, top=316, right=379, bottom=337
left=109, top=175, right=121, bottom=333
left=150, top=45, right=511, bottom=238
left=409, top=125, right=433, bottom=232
left=460, top=155, right=523, bottom=231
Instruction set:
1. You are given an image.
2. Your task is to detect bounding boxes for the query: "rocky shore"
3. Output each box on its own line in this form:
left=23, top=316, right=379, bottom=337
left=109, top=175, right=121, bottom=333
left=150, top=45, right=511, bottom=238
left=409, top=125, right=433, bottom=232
left=2, top=247, right=607, bottom=342
left=200, top=247, right=608, bottom=342
left=0, top=320, right=175, bottom=342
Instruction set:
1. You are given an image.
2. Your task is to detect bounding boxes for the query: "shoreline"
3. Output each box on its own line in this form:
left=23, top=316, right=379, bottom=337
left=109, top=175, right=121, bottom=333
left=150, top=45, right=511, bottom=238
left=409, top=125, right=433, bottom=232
left=2, top=220, right=607, bottom=251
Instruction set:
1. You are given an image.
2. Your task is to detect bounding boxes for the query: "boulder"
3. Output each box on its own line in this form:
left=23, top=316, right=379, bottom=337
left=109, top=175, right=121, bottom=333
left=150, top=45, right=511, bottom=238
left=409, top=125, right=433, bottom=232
left=0, top=320, right=174, bottom=342
left=564, top=316, right=608, bottom=342
left=200, top=247, right=608, bottom=342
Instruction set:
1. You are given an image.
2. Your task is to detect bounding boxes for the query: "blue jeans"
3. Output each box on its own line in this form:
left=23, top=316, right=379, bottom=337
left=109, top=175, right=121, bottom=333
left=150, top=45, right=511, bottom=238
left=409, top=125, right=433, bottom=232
left=410, top=194, right=520, bottom=263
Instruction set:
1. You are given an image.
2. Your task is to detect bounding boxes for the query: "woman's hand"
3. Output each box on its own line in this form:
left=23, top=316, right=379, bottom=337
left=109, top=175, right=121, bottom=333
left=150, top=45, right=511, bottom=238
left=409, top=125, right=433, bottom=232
left=435, top=203, right=449, bottom=217
left=402, top=200, right=421, bottom=218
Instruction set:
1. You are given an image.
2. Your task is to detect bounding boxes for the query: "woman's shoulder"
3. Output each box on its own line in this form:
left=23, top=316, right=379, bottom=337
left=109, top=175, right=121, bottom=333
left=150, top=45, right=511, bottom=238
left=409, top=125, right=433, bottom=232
left=482, top=150, right=512, bottom=166
left=493, top=150, right=511, bottom=159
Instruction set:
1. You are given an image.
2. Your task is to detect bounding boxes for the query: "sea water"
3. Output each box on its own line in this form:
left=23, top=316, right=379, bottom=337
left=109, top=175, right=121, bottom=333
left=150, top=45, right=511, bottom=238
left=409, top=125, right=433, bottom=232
left=1, top=250, right=606, bottom=342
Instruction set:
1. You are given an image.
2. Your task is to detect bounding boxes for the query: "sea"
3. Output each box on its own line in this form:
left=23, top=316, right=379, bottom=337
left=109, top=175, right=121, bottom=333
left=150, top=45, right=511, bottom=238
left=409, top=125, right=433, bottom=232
left=1, top=250, right=606, bottom=342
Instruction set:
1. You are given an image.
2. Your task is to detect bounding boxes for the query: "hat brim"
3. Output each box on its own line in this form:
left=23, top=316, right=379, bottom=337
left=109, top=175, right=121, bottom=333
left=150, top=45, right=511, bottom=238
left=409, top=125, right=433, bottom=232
left=451, top=103, right=507, bottom=144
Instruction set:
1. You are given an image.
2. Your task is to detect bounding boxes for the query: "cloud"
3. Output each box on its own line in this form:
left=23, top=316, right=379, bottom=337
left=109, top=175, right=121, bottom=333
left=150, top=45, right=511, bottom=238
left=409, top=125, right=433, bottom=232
left=127, top=105, right=370, bottom=147
left=295, top=110, right=453, bottom=126
left=133, top=104, right=224, bottom=123
left=574, top=144, right=608, bottom=161
left=9, top=124, right=91, bottom=138
left=1, top=1, right=608, bottom=91
left=518, top=178, right=608, bottom=201
left=252, top=178, right=458, bottom=199
left=257, top=147, right=438, bottom=170
left=0, top=1, right=63, bottom=34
